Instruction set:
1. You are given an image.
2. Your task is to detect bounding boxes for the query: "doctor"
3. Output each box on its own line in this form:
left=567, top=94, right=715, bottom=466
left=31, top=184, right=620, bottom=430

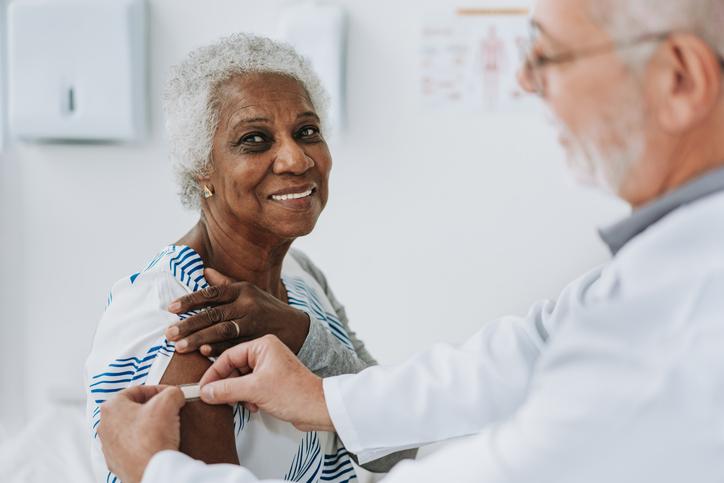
left=99, top=0, right=724, bottom=481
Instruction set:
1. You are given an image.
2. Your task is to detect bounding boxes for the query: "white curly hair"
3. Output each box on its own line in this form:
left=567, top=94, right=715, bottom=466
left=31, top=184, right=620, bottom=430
left=163, top=33, right=330, bottom=210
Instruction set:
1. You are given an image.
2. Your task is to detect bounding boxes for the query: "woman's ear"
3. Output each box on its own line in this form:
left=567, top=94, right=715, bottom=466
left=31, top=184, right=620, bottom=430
left=197, top=176, right=215, bottom=200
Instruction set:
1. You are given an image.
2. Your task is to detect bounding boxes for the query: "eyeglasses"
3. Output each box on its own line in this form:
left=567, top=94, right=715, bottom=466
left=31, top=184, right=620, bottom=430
left=519, top=30, right=724, bottom=95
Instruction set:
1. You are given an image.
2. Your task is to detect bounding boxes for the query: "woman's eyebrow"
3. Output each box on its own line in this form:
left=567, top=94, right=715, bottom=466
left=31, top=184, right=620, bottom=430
left=235, top=116, right=271, bottom=125
left=227, top=111, right=319, bottom=131
left=297, top=111, right=320, bottom=122
left=227, top=115, right=271, bottom=132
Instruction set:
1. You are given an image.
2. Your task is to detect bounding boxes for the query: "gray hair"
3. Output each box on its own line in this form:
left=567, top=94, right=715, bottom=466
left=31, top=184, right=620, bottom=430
left=586, top=0, right=724, bottom=70
left=163, top=33, right=330, bottom=210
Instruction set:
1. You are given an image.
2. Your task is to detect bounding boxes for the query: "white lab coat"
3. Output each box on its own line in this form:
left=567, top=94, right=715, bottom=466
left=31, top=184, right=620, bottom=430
left=142, top=191, right=724, bottom=483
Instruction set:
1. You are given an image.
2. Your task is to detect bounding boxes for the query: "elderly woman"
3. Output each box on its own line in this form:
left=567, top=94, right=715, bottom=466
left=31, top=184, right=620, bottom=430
left=86, top=34, right=410, bottom=483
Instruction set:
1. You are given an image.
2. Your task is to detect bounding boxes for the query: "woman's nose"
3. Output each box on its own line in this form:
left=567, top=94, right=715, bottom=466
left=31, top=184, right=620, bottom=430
left=272, top=140, right=315, bottom=175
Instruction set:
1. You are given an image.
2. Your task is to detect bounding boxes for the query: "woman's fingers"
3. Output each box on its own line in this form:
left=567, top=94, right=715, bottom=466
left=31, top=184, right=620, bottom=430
left=166, top=303, right=239, bottom=341
left=167, top=283, right=239, bottom=314
left=200, top=340, right=248, bottom=357
left=174, top=320, right=249, bottom=353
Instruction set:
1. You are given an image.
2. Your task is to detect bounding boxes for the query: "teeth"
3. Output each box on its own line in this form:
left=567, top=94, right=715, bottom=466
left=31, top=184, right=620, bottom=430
left=272, top=189, right=313, bottom=201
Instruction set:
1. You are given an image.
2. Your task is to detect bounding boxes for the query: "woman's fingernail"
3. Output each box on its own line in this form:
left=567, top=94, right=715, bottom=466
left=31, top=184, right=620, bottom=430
left=201, top=385, right=214, bottom=401
left=168, top=301, right=181, bottom=313
left=166, top=326, right=179, bottom=339
left=176, top=339, right=188, bottom=351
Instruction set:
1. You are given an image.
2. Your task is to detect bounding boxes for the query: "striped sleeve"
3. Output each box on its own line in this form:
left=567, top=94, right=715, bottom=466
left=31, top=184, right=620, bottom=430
left=289, top=249, right=377, bottom=373
left=85, top=269, right=189, bottom=482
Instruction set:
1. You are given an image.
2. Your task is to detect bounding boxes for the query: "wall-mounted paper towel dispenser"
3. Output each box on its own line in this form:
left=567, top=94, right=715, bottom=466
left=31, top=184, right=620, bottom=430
left=8, top=0, right=147, bottom=142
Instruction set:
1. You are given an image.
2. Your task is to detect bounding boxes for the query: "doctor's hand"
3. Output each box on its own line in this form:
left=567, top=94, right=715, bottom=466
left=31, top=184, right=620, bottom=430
left=199, top=334, right=335, bottom=433
left=98, top=385, right=186, bottom=483
left=165, top=268, right=311, bottom=357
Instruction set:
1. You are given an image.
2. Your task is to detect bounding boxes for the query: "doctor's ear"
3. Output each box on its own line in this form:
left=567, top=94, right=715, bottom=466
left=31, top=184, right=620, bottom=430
left=651, top=33, right=723, bottom=133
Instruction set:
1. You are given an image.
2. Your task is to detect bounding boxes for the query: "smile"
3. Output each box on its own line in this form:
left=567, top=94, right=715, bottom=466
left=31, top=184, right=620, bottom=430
left=270, top=187, right=315, bottom=201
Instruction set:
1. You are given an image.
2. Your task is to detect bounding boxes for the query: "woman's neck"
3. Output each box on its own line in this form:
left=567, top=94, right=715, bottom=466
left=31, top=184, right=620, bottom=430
left=177, top=217, right=291, bottom=296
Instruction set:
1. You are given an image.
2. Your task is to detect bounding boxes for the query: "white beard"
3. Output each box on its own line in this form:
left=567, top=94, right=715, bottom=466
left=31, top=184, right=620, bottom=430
left=551, top=84, right=646, bottom=196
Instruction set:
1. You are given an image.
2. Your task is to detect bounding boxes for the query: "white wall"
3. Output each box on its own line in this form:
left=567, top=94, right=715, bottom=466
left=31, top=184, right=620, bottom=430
left=0, top=0, right=627, bottom=433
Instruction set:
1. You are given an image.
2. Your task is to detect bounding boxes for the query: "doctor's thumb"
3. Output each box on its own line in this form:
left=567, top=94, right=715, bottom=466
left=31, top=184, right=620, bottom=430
left=201, top=377, right=254, bottom=406
left=148, top=386, right=186, bottom=414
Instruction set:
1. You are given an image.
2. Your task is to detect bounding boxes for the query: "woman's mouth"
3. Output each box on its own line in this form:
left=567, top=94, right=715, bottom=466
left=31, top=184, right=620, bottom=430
left=270, top=187, right=315, bottom=201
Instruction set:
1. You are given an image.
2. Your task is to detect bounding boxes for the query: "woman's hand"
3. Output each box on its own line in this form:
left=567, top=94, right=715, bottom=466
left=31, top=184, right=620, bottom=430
left=165, top=268, right=310, bottom=357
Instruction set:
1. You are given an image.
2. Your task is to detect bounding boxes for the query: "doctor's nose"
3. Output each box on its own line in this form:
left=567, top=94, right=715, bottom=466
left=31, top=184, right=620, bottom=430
left=517, top=63, right=537, bottom=94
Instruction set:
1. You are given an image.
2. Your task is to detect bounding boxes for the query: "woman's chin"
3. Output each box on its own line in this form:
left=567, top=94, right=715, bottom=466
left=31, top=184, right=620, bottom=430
left=267, top=218, right=319, bottom=241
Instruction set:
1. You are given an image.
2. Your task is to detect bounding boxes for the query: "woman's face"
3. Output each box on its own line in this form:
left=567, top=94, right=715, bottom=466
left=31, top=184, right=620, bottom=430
left=202, top=73, right=332, bottom=242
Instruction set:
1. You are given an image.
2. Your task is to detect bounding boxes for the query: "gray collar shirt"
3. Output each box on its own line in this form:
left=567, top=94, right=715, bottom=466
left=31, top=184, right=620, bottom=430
left=599, top=166, right=724, bottom=255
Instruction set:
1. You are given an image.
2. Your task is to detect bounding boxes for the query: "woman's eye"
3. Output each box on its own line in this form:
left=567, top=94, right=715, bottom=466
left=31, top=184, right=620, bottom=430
left=298, top=127, right=320, bottom=138
left=242, top=134, right=266, bottom=144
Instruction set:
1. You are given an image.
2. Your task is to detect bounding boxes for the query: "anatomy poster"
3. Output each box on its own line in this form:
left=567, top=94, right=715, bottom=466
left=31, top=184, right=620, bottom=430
left=420, top=7, right=537, bottom=112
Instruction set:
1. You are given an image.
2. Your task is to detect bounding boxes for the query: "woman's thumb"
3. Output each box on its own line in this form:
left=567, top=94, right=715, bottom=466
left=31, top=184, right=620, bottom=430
left=204, top=267, right=235, bottom=286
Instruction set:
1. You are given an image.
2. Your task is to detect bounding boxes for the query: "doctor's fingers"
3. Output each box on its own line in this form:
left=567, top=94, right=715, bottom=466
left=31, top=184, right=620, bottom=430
left=200, top=373, right=262, bottom=406
left=200, top=340, right=256, bottom=386
left=99, top=385, right=167, bottom=427
left=145, top=386, right=186, bottom=416
left=116, top=384, right=171, bottom=405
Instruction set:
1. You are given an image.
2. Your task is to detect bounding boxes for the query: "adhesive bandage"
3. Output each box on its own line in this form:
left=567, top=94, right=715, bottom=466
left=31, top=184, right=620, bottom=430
left=179, top=383, right=201, bottom=402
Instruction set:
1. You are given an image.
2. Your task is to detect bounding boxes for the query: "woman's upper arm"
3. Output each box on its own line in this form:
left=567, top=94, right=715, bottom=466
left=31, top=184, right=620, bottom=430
left=290, top=249, right=377, bottom=372
left=86, top=270, right=238, bottom=473
left=324, top=290, right=377, bottom=366
left=289, top=250, right=418, bottom=471
left=159, top=351, right=239, bottom=464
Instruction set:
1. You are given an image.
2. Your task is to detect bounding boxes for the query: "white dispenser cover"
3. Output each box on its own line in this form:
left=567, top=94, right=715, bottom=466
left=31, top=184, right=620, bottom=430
left=8, top=0, right=147, bottom=142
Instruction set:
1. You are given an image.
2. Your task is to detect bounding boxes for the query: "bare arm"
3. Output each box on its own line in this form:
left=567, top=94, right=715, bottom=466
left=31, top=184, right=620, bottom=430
left=159, top=352, right=239, bottom=465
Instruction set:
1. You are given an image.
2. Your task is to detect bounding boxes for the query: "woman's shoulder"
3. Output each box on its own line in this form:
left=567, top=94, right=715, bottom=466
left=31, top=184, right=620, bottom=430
left=136, top=244, right=206, bottom=288
left=105, top=245, right=206, bottom=311
left=285, top=248, right=330, bottom=291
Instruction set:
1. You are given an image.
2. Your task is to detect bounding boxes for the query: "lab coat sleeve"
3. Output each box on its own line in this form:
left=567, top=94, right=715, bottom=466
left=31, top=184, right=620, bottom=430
left=369, top=351, right=609, bottom=483
left=323, top=299, right=556, bottom=464
left=371, top=280, right=722, bottom=483
left=140, top=300, right=556, bottom=483
left=142, top=451, right=281, bottom=483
